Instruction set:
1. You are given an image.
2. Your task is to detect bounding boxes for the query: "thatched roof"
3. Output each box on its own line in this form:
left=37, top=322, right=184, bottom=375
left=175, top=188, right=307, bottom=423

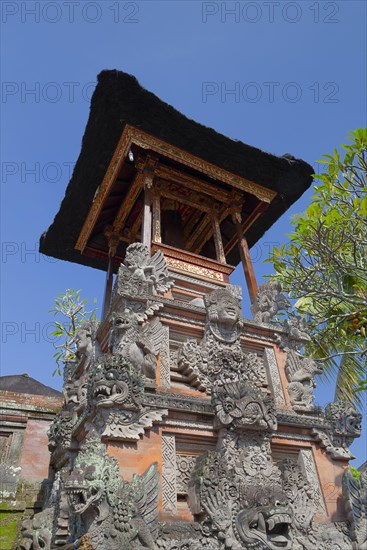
left=40, top=70, right=313, bottom=270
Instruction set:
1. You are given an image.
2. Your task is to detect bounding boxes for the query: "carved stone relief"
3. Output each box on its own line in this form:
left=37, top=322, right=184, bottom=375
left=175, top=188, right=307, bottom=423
left=212, top=381, right=277, bottom=432
left=159, top=326, right=171, bottom=388
left=64, top=432, right=160, bottom=549
left=75, top=320, right=100, bottom=371
left=297, top=449, right=327, bottom=516
left=251, top=281, right=288, bottom=325
left=162, top=434, right=177, bottom=515
left=263, top=347, right=285, bottom=406
left=109, top=313, right=165, bottom=379
left=48, top=411, right=74, bottom=467
left=42, top=240, right=363, bottom=550
left=343, top=468, right=367, bottom=549
left=176, top=454, right=197, bottom=495
left=325, top=401, right=363, bottom=451
left=285, top=350, right=323, bottom=412
left=88, top=354, right=168, bottom=440
left=179, top=287, right=268, bottom=392
left=115, top=242, right=174, bottom=298
left=18, top=508, right=54, bottom=550
left=313, top=400, right=363, bottom=459
left=280, top=316, right=310, bottom=352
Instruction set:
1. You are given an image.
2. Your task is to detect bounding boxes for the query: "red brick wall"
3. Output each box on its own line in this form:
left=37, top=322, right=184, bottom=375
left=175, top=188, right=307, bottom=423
left=0, top=390, right=62, bottom=411
left=19, top=418, right=52, bottom=481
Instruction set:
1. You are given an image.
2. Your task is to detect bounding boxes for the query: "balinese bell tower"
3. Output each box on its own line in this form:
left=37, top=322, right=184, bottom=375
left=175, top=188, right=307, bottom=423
left=32, top=70, right=365, bottom=550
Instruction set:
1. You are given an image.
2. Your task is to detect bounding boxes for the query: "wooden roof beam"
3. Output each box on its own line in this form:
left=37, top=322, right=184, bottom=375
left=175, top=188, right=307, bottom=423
left=155, top=164, right=234, bottom=203
left=111, top=154, right=157, bottom=236
left=190, top=207, right=229, bottom=256
left=158, top=182, right=221, bottom=213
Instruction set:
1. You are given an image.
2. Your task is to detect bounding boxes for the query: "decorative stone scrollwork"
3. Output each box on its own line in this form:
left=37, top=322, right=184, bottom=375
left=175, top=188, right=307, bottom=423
left=279, top=458, right=314, bottom=531
left=156, top=522, right=220, bottom=549
left=48, top=411, right=75, bottom=466
left=176, top=454, right=197, bottom=495
left=251, top=282, right=288, bottom=325
left=285, top=350, right=323, bottom=412
left=293, top=521, right=353, bottom=549
left=186, top=385, right=296, bottom=550
left=64, top=432, right=160, bottom=550
left=188, top=432, right=294, bottom=550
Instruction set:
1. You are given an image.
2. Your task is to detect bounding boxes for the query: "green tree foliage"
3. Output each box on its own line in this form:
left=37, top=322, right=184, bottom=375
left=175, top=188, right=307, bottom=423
left=49, top=289, right=98, bottom=375
left=269, top=129, right=367, bottom=409
left=349, top=465, right=362, bottom=481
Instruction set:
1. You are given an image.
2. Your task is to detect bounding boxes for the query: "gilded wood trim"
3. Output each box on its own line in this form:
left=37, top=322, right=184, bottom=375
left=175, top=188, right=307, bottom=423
left=127, top=126, right=276, bottom=202
left=75, top=127, right=133, bottom=252
left=151, top=242, right=235, bottom=275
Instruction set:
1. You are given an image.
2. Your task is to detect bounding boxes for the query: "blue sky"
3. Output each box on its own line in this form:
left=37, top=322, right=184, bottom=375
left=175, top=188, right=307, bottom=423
left=1, top=1, right=366, bottom=463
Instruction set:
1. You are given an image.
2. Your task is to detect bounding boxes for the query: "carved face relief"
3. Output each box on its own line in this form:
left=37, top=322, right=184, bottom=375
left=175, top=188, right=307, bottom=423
left=344, top=408, right=362, bottom=437
left=217, top=294, right=240, bottom=326
left=65, top=432, right=160, bottom=549
left=19, top=509, right=54, bottom=550
left=213, top=382, right=277, bottom=432
left=93, top=368, right=131, bottom=407
left=66, top=460, right=105, bottom=515
left=236, top=496, right=293, bottom=550
left=325, top=400, right=362, bottom=449
left=204, top=289, right=242, bottom=344
left=90, top=355, right=143, bottom=409
left=111, top=310, right=136, bottom=333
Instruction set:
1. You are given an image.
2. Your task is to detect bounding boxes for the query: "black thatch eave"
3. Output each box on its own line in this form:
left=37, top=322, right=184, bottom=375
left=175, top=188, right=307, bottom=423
left=39, top=69, right=313, bottom=271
